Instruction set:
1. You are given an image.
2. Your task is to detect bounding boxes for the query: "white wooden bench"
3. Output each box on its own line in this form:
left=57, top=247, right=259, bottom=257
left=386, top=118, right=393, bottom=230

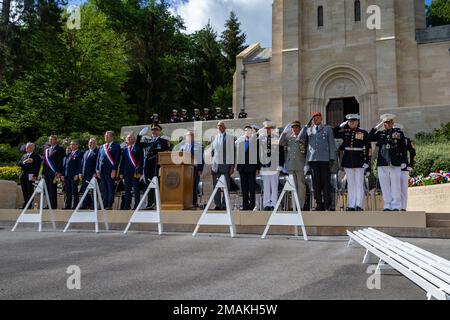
left=347, top=228, right=450, bottom=300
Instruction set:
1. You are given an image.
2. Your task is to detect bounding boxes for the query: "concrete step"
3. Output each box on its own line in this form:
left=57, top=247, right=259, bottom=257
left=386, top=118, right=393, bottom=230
left=427, top=212, right=450, bottom=220
left=427, top=219, right=450, bottom=228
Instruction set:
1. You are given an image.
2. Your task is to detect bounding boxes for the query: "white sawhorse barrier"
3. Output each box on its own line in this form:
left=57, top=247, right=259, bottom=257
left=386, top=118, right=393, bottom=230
left=63, top=177, right=109, bottom=233
left=262, top=175, right=308, bottom=241
left=124, top=177, right=162, bottom=234
left=12, top=179, right=56, bottom=232
left=193, top=175, right=236, bottom=238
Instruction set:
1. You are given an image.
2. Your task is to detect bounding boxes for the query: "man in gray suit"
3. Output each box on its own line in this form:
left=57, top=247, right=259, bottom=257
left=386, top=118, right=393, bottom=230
left=300, top=112, right=337, bottom=211
left=280, top=121, right=307, bottom=210
left=210, top=121, right=235, bottom=210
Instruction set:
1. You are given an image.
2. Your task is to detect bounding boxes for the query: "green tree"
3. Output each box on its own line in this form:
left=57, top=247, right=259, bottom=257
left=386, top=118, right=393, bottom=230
left=220, top=11, right=247, bottom=81
left=94, top=0, right=189, bottom=122
left=427, top=0, right=450, bottom=26
left=211, top=84, right=233, bottom=110
left=188, top=23, right=226, bottom=110
left=1, top=2, right=133, bottom=141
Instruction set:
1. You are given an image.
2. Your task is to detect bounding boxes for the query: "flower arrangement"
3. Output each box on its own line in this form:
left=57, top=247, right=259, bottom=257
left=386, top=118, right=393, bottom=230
left=409, top=170, right=450, bottom=187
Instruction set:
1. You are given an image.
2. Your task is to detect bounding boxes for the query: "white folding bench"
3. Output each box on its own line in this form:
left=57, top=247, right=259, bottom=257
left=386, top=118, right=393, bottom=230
left=347, top=228, right=450, bottom=300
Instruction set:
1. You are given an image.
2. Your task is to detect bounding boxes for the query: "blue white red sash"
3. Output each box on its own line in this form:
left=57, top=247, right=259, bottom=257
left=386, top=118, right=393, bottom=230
left=44, top=148, right=56, bottom=173
left=102, top=144, right=115, bottom=167
left=127, top=146, right=139, bottom=169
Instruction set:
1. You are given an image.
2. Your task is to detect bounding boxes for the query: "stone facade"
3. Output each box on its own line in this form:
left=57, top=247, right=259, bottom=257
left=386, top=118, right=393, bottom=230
left=233, top=0, right=450, bottom=137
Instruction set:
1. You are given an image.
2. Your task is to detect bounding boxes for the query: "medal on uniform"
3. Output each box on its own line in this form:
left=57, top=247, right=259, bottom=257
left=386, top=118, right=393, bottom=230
left=356, top=132, right=364, bottom=140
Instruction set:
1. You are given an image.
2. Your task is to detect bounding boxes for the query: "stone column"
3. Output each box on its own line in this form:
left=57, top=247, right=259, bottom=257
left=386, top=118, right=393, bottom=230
left=374, top=0, right=399, bottom=111
left=281, top=0, right=301, bottom=125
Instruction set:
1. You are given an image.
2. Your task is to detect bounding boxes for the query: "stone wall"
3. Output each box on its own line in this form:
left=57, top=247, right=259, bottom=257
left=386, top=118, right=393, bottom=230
left=408, top=184, right=450, bottom=213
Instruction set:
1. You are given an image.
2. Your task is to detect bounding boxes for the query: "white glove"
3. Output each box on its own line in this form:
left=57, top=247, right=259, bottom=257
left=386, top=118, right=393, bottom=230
left=283, top=124, right=292, bottom=134
left=407, top=166, right=413, bottom=172
left=139, top=127, right=149, bottom=136
left=340, top=121, right=348, bottom=128
left=363, top=163, right=369, bottom=169
left=401, top=163, right=407, bottom=169
left=375, top=121, right=384, bottom=130
left=304, top=165, right=310, bottom=173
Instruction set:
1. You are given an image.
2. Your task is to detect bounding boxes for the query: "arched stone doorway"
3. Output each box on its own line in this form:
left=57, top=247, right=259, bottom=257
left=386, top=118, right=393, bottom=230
left=306, top=63, right=376, bottom=129
left=326, top=97, right=360, bottom=127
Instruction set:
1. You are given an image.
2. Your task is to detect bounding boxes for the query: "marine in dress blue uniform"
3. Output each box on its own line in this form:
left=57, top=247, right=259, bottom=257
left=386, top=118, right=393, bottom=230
left=119, top=134, right=144, bottom=210
left=394, top=123, right=417, bottom=211
left=96, top=131, right=121, bottom=210
left=333, top=114, right=371, bottom=211
left=369, top=114, right=407, bottom=211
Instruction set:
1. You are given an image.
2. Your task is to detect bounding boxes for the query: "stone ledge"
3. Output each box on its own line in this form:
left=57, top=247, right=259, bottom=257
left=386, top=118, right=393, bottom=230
left=0, top=209, right=427, bottom=228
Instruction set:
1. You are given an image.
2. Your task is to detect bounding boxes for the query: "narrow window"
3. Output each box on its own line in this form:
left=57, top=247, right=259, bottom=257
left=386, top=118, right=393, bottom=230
left=318, top=6, right=324, bottom=27
left=354, top=0, right=361, bottom=22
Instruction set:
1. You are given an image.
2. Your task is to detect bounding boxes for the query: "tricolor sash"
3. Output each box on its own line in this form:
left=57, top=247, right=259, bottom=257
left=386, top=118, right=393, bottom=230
left=126, top=146, right=139, bottom=169
left=102, top=144, right=115, bottom=167
left=44, top=148, right=57, bottom=173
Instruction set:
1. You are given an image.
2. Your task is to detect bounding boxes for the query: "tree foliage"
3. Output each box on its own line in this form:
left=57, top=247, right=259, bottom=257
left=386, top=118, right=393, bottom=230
left=427, top=0, right=450, bottom=27
left=0, top=1, right=247, bottom=161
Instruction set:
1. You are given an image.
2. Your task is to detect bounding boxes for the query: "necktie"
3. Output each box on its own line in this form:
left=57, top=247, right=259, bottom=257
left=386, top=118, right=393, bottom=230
left=222, top=133, right=227, bottom=164
left=245, top=138, right=249, bottom=153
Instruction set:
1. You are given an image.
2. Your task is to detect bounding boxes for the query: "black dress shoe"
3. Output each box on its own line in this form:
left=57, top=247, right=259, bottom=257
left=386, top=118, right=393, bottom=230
left=313, top=207, right=324, bottom=211
left=346, top=207, right=355, bottom=211
left=263, top=206, right=271, bottom=211
left=392, top=209, right=400, bottom=212
left=356, top=207, right=364, bottom=211
left=383, top=208, right=391, bottom=212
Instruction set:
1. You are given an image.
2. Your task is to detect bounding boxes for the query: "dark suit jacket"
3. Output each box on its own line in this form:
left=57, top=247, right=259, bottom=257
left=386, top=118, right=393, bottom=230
left=43, top=145, right=64, bottom=177
left=63, top=150, right=83, bottom=178
left=80, top=148, right=99, bottom=180
left=236, top=136, right=261, bottom=172
left=18, top=152, right=41, bottom=180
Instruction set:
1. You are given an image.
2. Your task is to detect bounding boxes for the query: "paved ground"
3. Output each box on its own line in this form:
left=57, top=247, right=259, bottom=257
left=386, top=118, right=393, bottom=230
left=0, top=224, right=449, bottom=300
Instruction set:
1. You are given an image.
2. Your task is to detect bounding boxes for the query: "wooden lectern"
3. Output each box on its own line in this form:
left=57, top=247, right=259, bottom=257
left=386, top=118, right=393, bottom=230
left=158, top=152, right=194, bottom=210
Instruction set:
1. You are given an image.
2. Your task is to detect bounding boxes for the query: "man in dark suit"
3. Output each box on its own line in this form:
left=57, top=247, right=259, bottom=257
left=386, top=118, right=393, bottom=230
left=120, top=134, right=144, bottom=210
left=42, top=135, right=64, bottom=209
left=137, top=124, right=171, bottom=209
left=62, top=140, right=83, bottom=210
left=236, top=126, right=261, bottom=211
left=178, top=131, right=204, bottom=209
left=18, top=143, right=41, bottom=209
left=79, top=138, right=99, bottom=209
left=96, top=131, right=121, bottom=210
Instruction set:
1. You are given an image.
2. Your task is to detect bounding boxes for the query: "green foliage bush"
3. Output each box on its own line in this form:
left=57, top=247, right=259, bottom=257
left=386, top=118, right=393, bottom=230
left=415, top=122, right=450, bottom=144
left=411, top=142, right=450, bottom=177
left=0, top=144, right=22, bottom=165
left=0, top=166, right=21, bottom=182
